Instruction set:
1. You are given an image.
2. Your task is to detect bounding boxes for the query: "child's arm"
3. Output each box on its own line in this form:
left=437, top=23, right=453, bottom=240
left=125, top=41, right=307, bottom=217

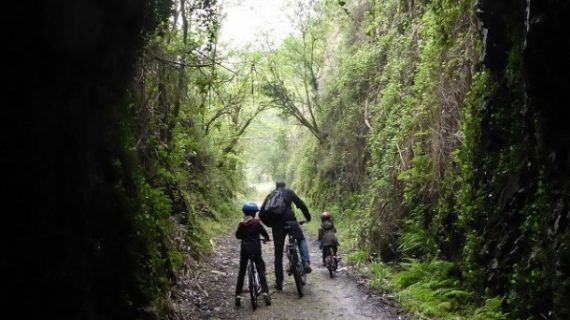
left=318, top=227, right=323, bottom=241
left=258, top=223, right=270, bottom=241
left=235, top=225, right=243, bottom=239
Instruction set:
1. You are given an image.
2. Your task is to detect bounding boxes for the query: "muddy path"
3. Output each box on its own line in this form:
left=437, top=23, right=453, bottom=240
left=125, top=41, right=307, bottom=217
left=170, top=228, right=409, bottom=319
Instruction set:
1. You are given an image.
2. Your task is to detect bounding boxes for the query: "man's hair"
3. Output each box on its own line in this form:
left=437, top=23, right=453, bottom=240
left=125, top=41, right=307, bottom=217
left=276, top=181, right=286, bottom=188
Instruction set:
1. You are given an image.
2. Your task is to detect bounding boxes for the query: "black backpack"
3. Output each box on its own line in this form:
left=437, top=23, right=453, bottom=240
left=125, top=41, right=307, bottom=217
left=259, top=190, right=287, bottom=227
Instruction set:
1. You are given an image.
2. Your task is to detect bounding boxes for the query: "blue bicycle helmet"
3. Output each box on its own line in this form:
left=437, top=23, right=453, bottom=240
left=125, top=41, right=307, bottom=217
left=242, top=202, right=259, bottom=214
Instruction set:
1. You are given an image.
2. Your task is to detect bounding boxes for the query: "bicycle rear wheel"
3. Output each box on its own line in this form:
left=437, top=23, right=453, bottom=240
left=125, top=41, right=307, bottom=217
left=326, top=249, right=335, bottom=278
left=326, top=256, right=334, bottom=278
left=248, top=262, right=257, bottom=310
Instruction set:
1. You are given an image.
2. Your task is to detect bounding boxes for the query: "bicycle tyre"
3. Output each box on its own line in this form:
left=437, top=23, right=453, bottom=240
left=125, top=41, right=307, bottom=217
left=326, top=255, right=334, bottom=278
left=291, top=253, right=304, bottom=297
left=333, top=256, right=338, bottom=271
left=248, top=262, right=257, bottom=310
left=326, top=248, right=335, bottom=278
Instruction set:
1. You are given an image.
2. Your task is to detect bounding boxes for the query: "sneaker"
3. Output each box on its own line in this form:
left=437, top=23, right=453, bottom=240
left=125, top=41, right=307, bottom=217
left=234, top=295, right=241, bottom=307
left=274, top=283, right=283, bottom=291
left=262, top=292, right=271, bottom=305
left=303, top=261, right=312, bottom=274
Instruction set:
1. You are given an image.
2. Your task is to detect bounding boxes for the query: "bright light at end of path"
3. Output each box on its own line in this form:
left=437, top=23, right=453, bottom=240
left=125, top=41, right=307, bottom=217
left=219, top=0, right=299, bottom=49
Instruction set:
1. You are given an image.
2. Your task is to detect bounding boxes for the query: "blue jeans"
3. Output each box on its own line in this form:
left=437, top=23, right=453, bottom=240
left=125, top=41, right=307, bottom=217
left=299, top=238, right=310, bottom=263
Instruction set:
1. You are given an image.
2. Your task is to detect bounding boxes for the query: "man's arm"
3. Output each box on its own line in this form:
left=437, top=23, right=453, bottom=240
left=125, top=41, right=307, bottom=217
left=289, top=190, right=311, bottom=222
left=258, top=223, right=270, bottom=240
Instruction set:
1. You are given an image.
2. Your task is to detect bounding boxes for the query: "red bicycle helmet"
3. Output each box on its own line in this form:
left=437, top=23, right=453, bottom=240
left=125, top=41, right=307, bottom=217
left=320, top=211, right=331, bottom=221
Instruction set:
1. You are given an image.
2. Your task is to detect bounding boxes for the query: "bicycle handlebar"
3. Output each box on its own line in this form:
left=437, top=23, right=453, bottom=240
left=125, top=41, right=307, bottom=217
left=284, top=220, right=307, bottom=228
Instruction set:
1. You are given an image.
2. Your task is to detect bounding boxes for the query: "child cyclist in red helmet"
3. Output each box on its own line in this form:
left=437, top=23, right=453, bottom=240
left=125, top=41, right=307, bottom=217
left=235, top=202, right=271, bottom=307
left=318, top=211, right=339, bottom=265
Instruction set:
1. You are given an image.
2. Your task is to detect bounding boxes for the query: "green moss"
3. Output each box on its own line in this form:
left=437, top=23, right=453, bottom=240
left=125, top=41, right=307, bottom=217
left=273, top=0, right=565, bottom=318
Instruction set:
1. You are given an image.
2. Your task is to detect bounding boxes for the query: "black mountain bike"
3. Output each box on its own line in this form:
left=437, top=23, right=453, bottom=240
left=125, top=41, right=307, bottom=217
left=284, top=220, right=307, bottom=298
left=247, top=240, right=271, bottom=310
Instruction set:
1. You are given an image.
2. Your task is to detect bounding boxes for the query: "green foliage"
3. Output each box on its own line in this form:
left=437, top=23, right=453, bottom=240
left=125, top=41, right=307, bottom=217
left=366, top=259, right=507, bottom=320
left=392, top=260, right=470, bottom=318
left=472, top=297, right=508, bottom=320
left=347, top=248, right=372, bottom=266
left=117, top=0, right=256, bottom=312
left=398, top=220, right=439, bottom=258
left=194, top=0, right=569, bottom=319
left=274, top=0, right=518, bottom=318
left=368, top=261, right=396, bottom=291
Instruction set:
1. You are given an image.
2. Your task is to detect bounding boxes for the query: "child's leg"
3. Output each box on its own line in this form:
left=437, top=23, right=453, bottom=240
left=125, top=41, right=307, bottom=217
left=235, top=252, right=248, bottom=296
left=254, top=255, right=269, bottom=292
left=260, top=256, right=266, bottom=274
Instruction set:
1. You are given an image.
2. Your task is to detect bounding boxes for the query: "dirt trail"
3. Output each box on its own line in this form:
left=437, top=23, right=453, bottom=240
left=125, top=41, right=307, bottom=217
left=170, top=226, right=408, bottom=320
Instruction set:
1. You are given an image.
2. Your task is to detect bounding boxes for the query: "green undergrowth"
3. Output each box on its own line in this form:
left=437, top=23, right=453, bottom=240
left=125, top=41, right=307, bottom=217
left=349, top=257, right=506, bottom=320
left=329, top=207, right=507, bottom=319
left=287, top=0, right=509, bottom=318
left=200, top=206, right=241, bottom=240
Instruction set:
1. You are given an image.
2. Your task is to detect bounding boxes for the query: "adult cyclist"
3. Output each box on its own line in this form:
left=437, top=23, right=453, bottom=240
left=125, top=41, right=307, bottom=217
left=260, top=181, right=312, bottom=291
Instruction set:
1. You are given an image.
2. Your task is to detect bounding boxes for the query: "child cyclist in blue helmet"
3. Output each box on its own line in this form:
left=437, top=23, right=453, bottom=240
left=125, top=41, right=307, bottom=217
left=235, top=202, right=271, bottom=307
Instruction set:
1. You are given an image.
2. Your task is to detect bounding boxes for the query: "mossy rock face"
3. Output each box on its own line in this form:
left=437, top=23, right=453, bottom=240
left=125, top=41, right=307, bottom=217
left=468, top=1, right=570, bottom=318
left=287, top=0, right=570, bottom=319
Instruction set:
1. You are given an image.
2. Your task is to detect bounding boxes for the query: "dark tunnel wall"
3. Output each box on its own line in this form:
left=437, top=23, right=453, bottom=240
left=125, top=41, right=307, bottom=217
left=2, top=1, right=171, bottom=319
left=474, top=0, right=570, bottom=317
